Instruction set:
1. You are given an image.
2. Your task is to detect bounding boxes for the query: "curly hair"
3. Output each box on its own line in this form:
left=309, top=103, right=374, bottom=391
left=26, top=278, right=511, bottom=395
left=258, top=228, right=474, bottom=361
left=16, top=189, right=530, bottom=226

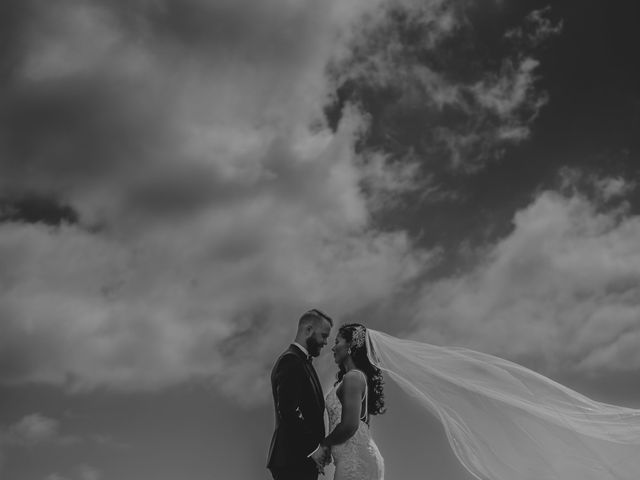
left=335, top=323, right=386, bottom=416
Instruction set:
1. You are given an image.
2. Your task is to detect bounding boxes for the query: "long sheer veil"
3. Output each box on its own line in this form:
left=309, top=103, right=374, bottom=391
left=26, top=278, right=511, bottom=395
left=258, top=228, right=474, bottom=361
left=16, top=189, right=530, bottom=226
left=366, top=328, right=640, bottom=480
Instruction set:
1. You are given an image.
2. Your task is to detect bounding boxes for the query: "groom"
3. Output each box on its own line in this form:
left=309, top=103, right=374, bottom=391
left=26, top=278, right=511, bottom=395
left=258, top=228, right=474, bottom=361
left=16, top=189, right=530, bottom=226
left=267, top=309, right=334, bottom=480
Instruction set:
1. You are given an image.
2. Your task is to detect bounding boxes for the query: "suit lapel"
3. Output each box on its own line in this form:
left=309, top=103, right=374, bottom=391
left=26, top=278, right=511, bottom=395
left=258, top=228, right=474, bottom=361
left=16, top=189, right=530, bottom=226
left=290, top=344, right=324, bottom=410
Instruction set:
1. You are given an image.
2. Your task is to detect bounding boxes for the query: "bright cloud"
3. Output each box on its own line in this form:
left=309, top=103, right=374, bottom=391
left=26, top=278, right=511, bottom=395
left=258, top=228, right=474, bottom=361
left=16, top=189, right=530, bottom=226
left=413, top=177, right=640, bottom=375
left=506, top=6, right=564, bottom=48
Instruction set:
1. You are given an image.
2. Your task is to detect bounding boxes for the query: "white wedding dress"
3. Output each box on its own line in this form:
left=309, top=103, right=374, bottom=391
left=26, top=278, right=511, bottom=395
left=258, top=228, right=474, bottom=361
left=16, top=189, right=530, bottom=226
left=325, top=370, right=384, bottom=480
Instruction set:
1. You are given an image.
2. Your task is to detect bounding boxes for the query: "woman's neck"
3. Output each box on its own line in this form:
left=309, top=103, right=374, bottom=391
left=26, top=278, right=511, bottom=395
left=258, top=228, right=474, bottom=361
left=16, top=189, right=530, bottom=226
left=342, top=357, right=357, bottom=372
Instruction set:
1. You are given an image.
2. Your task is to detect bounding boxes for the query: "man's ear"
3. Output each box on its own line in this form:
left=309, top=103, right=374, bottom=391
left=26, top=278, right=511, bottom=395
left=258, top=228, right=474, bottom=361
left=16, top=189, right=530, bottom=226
left=305, top=323, right=316, bottom=337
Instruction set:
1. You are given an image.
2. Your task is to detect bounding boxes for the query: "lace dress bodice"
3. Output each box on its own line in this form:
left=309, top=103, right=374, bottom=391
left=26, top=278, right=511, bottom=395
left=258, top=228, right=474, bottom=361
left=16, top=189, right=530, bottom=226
left=325, top=371, right=384, bottom=480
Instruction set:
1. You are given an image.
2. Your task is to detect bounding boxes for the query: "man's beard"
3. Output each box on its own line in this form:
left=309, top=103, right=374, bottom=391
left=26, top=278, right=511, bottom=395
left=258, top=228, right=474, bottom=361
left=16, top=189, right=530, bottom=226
left=306, top=338, right=320, bottom=357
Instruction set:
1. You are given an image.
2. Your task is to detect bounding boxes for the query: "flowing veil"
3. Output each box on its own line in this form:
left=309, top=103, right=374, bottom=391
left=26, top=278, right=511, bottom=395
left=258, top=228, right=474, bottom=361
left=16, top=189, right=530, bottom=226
left=366, top=328, right=640, bottom=480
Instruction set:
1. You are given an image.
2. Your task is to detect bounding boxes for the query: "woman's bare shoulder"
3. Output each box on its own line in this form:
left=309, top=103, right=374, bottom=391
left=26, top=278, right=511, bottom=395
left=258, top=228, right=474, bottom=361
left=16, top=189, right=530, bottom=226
left=343, top=369, right=367, bottom=388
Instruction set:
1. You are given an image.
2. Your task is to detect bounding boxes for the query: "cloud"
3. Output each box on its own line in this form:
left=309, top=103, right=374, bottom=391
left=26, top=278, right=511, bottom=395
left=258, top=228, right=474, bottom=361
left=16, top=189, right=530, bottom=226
left=45, top=464, right=102, bottom=480
left=411, top=174, right=640, bottom=376
left=45, top=475, right=69, bottom=480
left=74, top=465, right=102, bottom=480
left=558, top=166, right=637, bottom=204
left=3, top=413, right=78, bottom=447
left=6, top=414, right=60, bottom=446
left=326, top=2, right=558, bottom=173
left=505, top=6, right=563, bottom=48
left=471, top=56, right=545, bottom=123
left=596, top=176, right=635, bottom=201
left=0, top=410, right=125, bottom=476
left=0, top=115, right=433, bottom=399
left=0, top=0, right=438, bottom=404
left=0, top=0, right=562, bottom=406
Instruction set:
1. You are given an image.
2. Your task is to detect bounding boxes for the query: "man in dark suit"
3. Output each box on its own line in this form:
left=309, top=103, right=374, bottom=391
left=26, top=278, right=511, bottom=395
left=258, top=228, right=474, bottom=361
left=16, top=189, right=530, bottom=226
left=267, top=309, right=334, bottom=480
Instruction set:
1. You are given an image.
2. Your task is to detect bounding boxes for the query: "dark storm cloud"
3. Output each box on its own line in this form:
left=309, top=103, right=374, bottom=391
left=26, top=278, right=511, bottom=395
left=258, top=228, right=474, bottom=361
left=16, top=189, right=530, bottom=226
left=0, top=195, right=78, bottom=225
left=326, top=2, right=560, bottom=177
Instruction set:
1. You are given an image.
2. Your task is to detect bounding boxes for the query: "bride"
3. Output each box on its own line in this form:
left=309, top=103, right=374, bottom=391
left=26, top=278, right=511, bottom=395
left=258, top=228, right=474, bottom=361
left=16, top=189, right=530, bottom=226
left=317, top=323, right=385, bottom=479
left=314, top=324, right=640, bottom=480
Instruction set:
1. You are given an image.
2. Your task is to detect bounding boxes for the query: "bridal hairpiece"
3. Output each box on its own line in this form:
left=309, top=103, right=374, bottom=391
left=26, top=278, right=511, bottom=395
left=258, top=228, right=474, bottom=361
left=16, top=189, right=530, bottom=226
left=351, top=325, right=366, bottom=349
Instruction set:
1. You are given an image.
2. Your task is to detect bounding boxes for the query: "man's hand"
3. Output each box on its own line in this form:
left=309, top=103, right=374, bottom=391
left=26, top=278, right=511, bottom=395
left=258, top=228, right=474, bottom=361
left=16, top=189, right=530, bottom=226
left=310, top=444, right=331, bottom=474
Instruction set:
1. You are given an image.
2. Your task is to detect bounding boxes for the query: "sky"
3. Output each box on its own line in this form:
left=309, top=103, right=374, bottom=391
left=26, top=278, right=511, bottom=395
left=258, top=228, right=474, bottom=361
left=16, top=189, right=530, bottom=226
left=0, top=0, right=639, bottom=479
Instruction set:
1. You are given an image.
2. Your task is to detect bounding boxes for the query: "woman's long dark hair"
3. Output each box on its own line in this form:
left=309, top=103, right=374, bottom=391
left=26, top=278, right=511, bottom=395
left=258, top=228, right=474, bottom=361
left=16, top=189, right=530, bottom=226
left=335, top=323, right=386, bottom=416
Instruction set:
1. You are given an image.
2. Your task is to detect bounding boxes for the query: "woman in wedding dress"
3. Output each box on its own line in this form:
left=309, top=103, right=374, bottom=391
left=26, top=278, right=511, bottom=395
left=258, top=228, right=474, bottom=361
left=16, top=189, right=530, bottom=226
left=317, top=323, right=640, bottom=480
left=321, top=323, right=385, bottom=480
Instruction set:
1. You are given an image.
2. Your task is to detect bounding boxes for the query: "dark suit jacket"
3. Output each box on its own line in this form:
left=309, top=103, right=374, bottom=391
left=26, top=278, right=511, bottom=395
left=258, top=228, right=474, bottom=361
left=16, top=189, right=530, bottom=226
left=267, top=344, right=326, bottom=469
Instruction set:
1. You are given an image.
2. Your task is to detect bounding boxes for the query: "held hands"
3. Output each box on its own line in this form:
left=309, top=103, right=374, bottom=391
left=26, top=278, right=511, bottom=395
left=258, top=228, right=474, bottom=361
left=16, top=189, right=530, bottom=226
left=310, top=444, right=332, bottom=474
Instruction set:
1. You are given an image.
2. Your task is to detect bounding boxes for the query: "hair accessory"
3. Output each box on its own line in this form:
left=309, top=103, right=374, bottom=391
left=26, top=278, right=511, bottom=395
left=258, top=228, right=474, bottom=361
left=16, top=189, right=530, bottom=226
left=351, top=325, right=366, bottom=349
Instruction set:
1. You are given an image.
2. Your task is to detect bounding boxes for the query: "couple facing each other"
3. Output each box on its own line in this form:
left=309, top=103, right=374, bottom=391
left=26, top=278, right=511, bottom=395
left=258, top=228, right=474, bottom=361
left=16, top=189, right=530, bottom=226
left=268, top=309, right=640, bottom=480
left=267, top=309, right=384, bottom=480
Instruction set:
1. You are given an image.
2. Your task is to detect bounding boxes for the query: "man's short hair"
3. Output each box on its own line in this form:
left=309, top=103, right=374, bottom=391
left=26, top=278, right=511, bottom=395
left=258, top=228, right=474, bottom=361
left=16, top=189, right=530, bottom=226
left=298, top=308, right=334, bottom=327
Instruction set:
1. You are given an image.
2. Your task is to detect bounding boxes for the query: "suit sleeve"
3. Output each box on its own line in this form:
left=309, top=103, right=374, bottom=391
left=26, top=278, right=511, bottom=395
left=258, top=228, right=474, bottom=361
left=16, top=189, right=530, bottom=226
left=273, top=354, right=315, bottom=446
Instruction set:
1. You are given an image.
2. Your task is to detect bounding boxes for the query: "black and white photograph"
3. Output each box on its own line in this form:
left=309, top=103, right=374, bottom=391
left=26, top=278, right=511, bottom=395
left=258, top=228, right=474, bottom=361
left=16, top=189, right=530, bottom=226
left=1, top=1, right=639, bottom=479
